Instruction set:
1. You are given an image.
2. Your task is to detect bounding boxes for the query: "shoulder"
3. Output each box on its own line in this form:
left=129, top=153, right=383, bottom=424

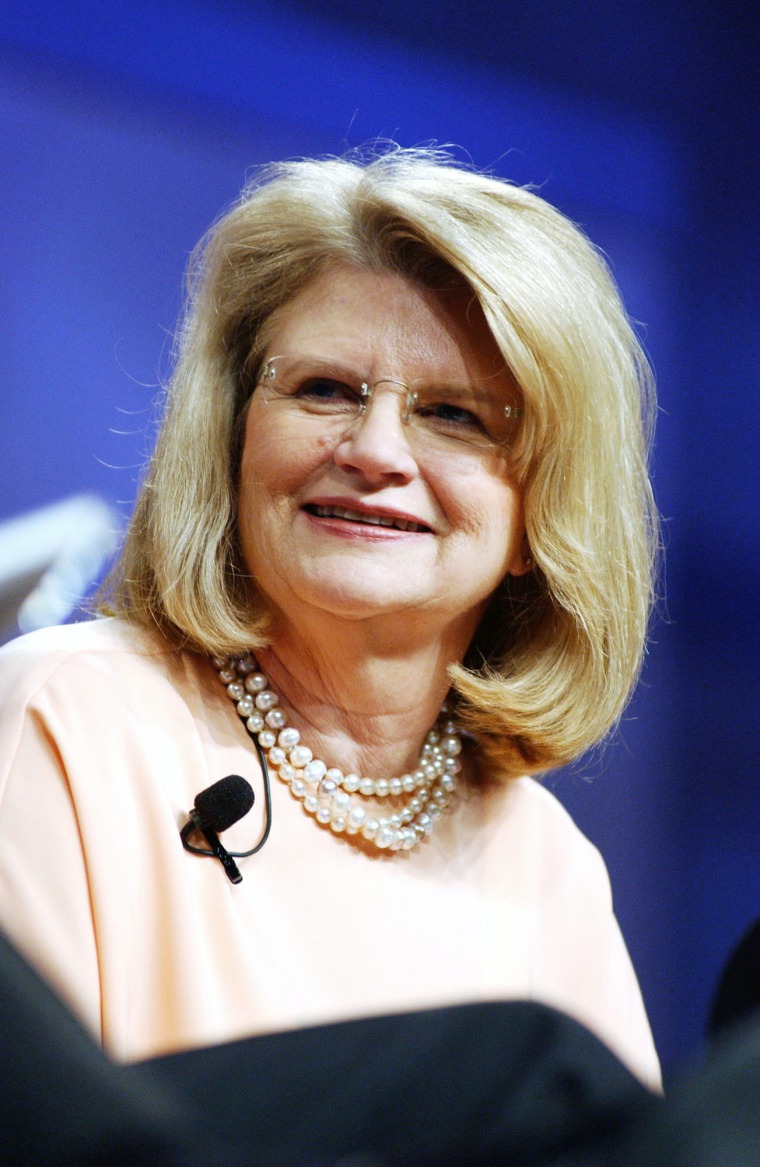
left=0, top=616, right=169, bottom=672
left=0, top=619, right=222, bottom=762
left=0, top=618, right=183, bottom=705
left=471, top=774, right=612, bottom=911
left=512, top=777, right=606, bottom=858
left=489, top=773, right=604, bottom=851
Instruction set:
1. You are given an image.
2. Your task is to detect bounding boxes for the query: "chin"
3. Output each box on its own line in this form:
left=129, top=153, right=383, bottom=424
left=302, top=587, right=420, bottom=621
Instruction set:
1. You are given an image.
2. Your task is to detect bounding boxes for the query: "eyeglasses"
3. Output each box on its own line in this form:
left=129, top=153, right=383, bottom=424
left=254, top=355, right=522, bottom=455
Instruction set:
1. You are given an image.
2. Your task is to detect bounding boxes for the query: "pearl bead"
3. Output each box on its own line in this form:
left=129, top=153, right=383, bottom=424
left=442, top=736, right=462, bottom=756
left=246, top=713, right=265, bottom=733
left=347, top=805, right=366, bottom=830
left=235, top=657, right=257, bottom=675
left=218, top=668, right=236, bottom=684
left=318, top=777, right=338, bottom=800
left=291, top=778, right=307, bottom=799
left=255, top=690, right=279, bottom=712
left=277, top=727, right=300, bottom=750
left=376, top=825, right=396, bottom=849
left=304, top=793, right=319, bottom=814
left=265, top=709, right=286, bottom=729
left=332, top=791, right=351, bottom=812
left=389, top=777, right=403, bottom=796
left=305, top=759, right=328, bottom=783
left=244, top=673, right=268, bottom=693
left=325, top=767, right=344, bottom=785
left=359, top=778, right=375, bottom=796
left=226, top=682, right=245, bottom=701
left=315, top=805, right=332, bottom=825
left=343, top=773, right=360, bottom=792
left=268, top=746, right=286, bottom=767
left=362, top=818, right=380, bottom=840
left=402, top=774, right=416, bottom=792
left=236, top=696, right=255, bottom=717
left=330, top=816, right=347, bottom=833
left=290, top=745, right=313, bottom=768
left=278, top=762, right=296, bottom=783
left=375, top=779, right=390, bottom=797
left=259, top=730, right=276, bottom=749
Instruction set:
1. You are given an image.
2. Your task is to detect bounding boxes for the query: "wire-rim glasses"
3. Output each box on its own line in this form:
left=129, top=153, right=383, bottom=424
left=254, top=355, right=522, bottom=455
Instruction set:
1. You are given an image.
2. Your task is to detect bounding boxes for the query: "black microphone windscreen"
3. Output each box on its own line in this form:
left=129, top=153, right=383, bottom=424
left=193, top=775, right=254, bottom=833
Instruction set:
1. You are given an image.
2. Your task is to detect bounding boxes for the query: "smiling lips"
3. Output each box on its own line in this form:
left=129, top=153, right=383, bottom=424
left=304, top=503, right=431, bottom=534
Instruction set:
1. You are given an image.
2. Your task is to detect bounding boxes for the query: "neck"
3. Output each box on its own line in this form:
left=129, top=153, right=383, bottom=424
left=255, top=611, right=472, bottom=780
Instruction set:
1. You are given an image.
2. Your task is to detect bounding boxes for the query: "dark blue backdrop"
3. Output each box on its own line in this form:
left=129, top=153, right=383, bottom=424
left=2, top=0, right=758, bottom=1077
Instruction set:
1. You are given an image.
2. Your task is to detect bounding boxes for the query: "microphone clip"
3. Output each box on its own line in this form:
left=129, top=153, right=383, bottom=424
left=181, top=811, right=243, bottom=884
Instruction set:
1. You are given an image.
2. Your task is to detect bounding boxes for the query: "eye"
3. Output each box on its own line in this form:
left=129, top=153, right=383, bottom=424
left=292, top=377, right=360, bottom=412
left=415, top=397, right=490, bottom=438
left=432, top=402, right=482, bottom=427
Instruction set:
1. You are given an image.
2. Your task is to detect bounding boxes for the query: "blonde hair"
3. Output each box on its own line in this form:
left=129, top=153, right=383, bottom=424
left=103, top=146, right=658, bottom=777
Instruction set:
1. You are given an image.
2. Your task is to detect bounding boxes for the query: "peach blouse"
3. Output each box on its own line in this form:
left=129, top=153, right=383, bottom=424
left=0, top=619, right=660, bottom=1087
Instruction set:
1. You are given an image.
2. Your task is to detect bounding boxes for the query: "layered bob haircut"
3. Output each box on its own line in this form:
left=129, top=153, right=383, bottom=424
left=103, top=146, right=658, bottom=777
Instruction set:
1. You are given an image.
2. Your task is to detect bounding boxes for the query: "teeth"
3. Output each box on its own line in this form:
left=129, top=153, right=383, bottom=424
left=312, top=505, right=425, bottom=532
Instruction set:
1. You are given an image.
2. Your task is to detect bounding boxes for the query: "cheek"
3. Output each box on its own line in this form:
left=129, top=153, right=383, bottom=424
left=238, top=414, right=284, bottom=571
left=447, top=473, right=523, bottom=540
left=460, top=481, right=526, bottom=582
left=239, top=408, right=334, bottom=499
left=237, top=412, right=333, bottom=575
left=238, top=431, right=293, bottom=522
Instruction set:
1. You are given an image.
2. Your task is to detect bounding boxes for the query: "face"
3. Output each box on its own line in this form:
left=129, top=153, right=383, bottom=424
left=238, top=264, right=528, bottom=648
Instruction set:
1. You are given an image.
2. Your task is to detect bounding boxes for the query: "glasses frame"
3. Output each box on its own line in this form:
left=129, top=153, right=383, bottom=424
left=255, top=356, right=523, bottom=453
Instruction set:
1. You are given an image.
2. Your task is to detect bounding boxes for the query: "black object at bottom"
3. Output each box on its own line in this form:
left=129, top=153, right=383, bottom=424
left=1, top=930, right=759, bottom=1166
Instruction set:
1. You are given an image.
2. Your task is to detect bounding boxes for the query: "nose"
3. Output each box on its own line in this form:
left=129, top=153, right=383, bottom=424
left=332, top=383, right=419, bottom=485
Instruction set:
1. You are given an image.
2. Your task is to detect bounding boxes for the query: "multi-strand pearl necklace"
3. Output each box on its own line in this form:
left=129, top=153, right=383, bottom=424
left=213, top=654, right=462, bottom=852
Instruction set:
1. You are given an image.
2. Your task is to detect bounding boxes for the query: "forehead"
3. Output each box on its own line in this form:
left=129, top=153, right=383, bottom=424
left=262, top=263, right=507, bottom=382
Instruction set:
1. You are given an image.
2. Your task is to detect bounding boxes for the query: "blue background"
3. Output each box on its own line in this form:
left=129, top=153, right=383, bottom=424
left=2, top=0, right=758, bottom=1078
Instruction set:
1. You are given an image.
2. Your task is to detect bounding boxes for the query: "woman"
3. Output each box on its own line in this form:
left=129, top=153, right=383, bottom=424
left=0, top=148, right=660, bottom=1086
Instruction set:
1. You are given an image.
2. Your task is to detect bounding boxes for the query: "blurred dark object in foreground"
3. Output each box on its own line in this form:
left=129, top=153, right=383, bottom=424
left=0, top=929, right=758, bottom=1166
left=708, top=917, right=760, bottom=1040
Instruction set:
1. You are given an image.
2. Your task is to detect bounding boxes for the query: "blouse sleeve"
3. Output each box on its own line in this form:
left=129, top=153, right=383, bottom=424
left=0, top=631, right=102, bottom=1038
left=518, top=780, right=662, bottom=1091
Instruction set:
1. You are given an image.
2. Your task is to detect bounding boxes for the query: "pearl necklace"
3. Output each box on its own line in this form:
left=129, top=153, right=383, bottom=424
left=213, top=654, right=462, bottom=852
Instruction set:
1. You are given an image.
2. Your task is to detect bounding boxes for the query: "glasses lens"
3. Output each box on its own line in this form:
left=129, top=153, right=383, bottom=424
left=408, top=383, right=515, bottom=449
left=260, top=359, right=363, bottom=416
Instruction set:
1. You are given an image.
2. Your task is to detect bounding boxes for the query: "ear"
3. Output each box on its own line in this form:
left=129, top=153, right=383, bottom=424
left=505, top=536, right=534, bottom=578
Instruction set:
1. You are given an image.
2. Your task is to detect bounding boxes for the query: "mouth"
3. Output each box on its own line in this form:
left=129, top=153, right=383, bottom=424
left=303, top=504, right=431, bottom=534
